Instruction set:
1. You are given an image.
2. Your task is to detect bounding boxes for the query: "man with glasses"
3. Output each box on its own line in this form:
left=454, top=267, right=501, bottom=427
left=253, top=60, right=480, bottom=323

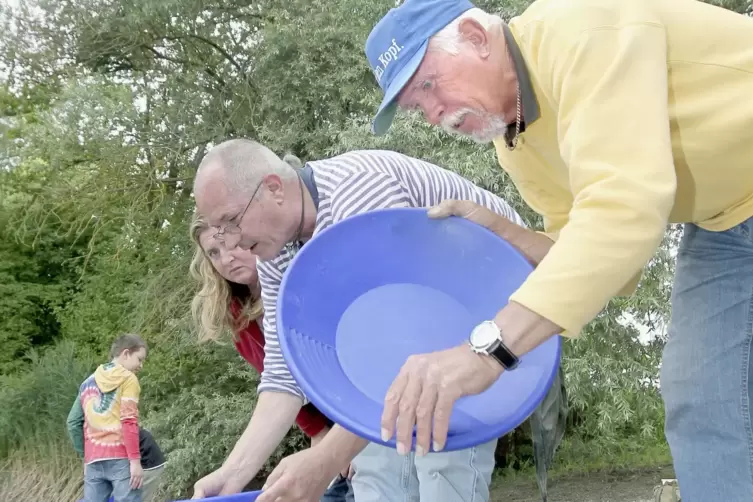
left=192, top=138, right=566, bottom=502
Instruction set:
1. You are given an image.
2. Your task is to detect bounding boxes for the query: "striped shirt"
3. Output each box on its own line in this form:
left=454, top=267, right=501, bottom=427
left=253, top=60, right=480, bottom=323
left=257, top=150, right=525, bottom=399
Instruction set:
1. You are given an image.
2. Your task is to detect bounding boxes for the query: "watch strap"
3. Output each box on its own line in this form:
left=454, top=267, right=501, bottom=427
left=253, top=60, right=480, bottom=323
left=488, top=338, right=520, bottom=370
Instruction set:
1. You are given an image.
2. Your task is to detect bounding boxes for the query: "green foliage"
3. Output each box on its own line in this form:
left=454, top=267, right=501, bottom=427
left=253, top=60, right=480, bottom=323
left=143, top=374, right=306, bottom=499
left=0, top=165, right=94, bottom=374
left=0, top=340, right=95, bottom=457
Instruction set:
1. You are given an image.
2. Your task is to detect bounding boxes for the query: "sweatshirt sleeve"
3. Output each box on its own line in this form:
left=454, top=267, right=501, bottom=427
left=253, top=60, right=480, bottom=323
left=510, top=22, right=677, bottom=336
left=66, top=394, right=86, bottom=458
left=537, top=206, right=642, bottom=297
left=119, top=374, right=141, bottom=460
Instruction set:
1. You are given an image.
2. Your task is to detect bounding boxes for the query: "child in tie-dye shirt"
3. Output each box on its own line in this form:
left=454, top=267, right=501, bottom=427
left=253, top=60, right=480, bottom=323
left=67, top=333, right=148, bottom=502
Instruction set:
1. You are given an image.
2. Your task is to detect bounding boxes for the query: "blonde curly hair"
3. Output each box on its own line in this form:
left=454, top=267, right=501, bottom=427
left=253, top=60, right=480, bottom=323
left=189, top=213, right=263, bottom=343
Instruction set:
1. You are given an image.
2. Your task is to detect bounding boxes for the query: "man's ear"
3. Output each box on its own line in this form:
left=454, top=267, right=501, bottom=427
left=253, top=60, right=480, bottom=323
left=457, top=18, right=491, bottom=59
left=263, top=174, right=286, bottom=204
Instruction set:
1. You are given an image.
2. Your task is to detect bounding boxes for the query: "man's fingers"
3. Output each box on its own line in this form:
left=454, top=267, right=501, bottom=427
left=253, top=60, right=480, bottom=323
left=427, top=199, right=470, bottom=219
left=428, top=200, right=507, bottom=233
left=431, top=388, right=459, bottom=452
left=381, top=371, right=408, bottom=441
left=259, top=468, right=291, bottom=502
left=414, top=377, right=438, bottom=457
left=191, top=485, right=205, bottom=500
left=394, top=372, right=422, bottom=455
left=257, top=476, right=286, bottom=502
left=262, top=464, right=285, bottom=492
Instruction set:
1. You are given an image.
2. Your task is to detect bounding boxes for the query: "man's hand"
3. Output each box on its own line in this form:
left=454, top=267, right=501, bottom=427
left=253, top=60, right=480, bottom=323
left=191, top=468, right=246, bottom=499
left=310, top=427, right=352, bottom=479
left=381, top=344, right=503, bottom=456
left=129, top=460, right=144, bottom=490
left=258, top=448, right=340, bottom=502
left=428, top=200, right=554, bottom=265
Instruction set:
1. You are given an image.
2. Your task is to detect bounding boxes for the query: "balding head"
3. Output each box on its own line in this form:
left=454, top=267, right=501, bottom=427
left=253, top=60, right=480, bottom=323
left=192, top=138, right=304, bottom=260
left=195, top=139, right=295, bottom=198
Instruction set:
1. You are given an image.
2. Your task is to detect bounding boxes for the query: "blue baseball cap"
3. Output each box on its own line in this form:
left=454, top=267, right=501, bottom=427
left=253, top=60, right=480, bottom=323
left=365, top=0, right=475, bottom=135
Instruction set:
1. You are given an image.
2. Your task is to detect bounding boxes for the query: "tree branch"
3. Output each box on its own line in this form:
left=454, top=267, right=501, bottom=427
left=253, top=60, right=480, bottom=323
left=140, top=44, right=190, bottom=66
left=164, top=34, right=243, bottom=73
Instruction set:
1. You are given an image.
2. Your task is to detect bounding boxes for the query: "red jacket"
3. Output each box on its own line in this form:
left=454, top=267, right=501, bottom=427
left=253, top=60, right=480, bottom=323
left=230, top=301, right=330, bottom=437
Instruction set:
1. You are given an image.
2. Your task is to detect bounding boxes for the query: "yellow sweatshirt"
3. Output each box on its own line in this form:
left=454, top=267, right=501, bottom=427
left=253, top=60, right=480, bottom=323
left=495, top=0, right=753, bottom=336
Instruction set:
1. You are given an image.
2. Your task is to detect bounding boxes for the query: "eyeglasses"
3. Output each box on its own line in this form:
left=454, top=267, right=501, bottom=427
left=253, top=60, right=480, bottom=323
left=214, top=179, right=264, bottom=241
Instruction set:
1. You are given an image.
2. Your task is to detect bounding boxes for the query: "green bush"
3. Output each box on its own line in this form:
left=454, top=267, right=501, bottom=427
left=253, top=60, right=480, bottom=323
left=144, top=385, right=307, bottom=499
left=0, top=340, right=95, bottom=457
left=137, top=331, right=308, bottom=498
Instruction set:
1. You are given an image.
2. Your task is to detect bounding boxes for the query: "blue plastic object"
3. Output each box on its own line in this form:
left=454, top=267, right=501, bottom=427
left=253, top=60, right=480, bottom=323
left=174, top=491, right=262, bottom=502
left=277, top=207, right=562, bottom=452
left=86, top=490, right=262, bottom=502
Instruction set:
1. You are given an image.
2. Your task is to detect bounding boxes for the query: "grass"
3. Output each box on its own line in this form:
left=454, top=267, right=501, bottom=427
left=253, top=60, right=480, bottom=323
left=493, top=437, right=672, bottom=484
left=0, top=440, right=83, bottom=502
left=490, top=438, right=673, bottom=501
left=0, top=341, right=94, bottom=501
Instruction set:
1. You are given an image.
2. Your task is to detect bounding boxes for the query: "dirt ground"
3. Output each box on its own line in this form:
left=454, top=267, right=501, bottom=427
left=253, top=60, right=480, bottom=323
left=490, top=466, right=677, bottom=502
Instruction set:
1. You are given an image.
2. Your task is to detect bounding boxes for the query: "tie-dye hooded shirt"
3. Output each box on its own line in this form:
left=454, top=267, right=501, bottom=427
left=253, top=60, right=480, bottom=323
left=79, top=362, right=141, bottom=464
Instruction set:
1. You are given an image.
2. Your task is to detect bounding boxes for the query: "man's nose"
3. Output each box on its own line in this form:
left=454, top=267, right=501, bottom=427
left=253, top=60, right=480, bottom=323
left=426, top=105, right=445, bottom=126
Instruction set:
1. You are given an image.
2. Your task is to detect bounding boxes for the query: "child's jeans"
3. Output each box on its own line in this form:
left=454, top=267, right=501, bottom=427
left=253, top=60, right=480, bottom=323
left=84, top=459, right=142, bottom=502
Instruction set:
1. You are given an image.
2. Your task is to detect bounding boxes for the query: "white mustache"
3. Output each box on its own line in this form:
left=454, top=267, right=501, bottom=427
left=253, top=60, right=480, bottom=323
left=439, top=108, right=508, bottom=144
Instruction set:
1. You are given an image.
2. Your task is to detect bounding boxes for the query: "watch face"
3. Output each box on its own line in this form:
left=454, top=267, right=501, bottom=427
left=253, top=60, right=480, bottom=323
left=469, top=321, right=500, bottom=350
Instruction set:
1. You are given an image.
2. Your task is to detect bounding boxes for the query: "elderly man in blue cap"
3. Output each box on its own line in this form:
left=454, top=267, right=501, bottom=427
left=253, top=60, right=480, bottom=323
left=364, top=0, right=753, bottom=501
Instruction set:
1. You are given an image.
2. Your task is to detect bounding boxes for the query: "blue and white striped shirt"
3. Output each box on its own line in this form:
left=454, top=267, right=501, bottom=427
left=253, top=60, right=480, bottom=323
left=257, top=150, right=525, bottom=399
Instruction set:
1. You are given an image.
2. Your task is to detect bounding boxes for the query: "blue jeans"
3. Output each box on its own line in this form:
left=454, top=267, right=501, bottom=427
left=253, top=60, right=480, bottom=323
left=350, top=440, right=496, bottom=501
left=661, top=218, right=753, bottom=501
left=84, top=459, right=141, bottom=502
left=320, top=474, right=355, bottom=502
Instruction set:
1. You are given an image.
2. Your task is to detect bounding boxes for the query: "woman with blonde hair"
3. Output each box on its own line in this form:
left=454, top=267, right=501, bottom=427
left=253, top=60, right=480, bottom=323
left=188, top=164, right=354, bottom=501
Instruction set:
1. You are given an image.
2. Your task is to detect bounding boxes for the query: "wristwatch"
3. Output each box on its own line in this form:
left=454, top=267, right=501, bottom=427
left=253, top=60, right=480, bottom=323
left=468, top=320, right=520, bottom=370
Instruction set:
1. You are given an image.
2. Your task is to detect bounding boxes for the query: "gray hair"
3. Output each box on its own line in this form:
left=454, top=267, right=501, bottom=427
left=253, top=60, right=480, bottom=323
left=196, top=139, right=297, bottom=194
left=430, top=8, right=504, bottom=55
left=282, top=153, right=303, bottom=169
